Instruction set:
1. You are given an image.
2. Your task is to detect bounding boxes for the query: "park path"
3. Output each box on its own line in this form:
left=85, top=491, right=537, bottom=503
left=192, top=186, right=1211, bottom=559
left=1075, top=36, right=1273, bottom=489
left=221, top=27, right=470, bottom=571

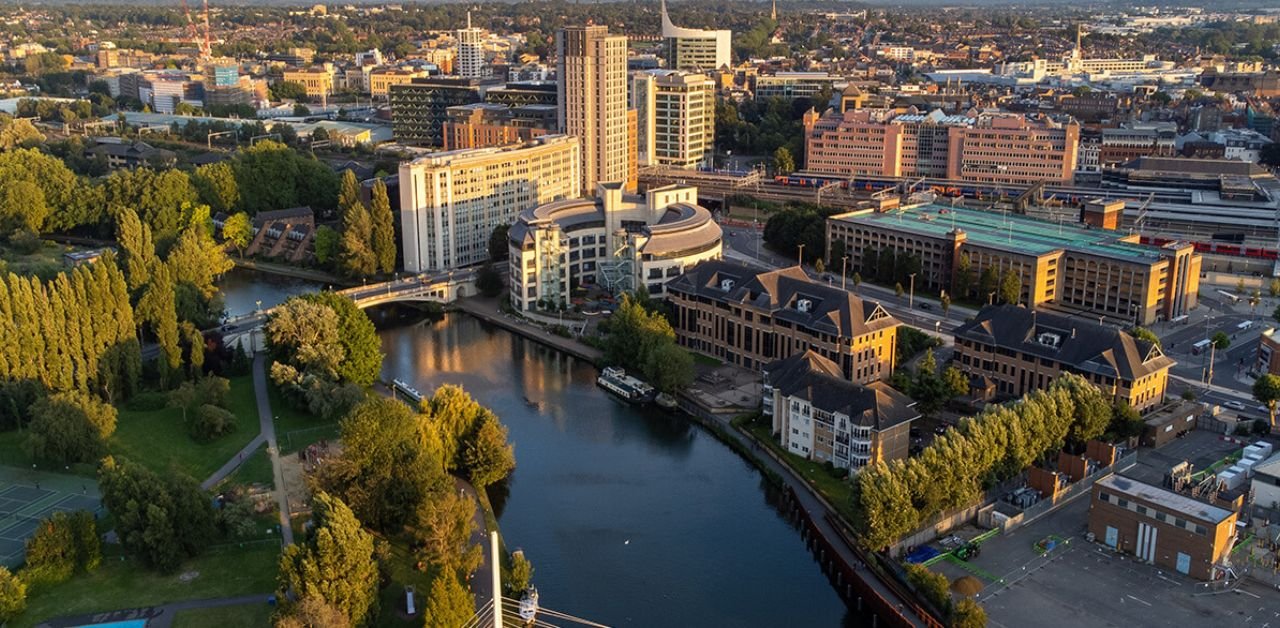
left=196, top=355, right=293, bottom=546
left=252, top=353, right=295, bottom=546
left=458, top=477, right=496, bottom=612
left=38, top=594, right=271, bottom=628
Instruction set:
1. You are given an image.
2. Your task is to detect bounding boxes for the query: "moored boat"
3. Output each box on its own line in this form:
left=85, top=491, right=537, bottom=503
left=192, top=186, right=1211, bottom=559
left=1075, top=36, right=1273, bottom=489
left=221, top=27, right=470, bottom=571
left=596, top=366, right=656, bottom=403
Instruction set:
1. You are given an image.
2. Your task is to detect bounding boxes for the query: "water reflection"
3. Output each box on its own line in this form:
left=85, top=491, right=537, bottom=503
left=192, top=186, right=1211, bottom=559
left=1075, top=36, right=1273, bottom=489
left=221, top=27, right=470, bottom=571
left=380, top=313, right=859, bottom=627
left=217, top=268, right=321, bottom=318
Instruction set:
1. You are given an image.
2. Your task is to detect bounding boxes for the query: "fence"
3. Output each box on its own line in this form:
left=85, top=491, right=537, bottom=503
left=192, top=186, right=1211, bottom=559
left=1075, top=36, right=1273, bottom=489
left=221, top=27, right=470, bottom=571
left=998, top=451, right=1138, bottom=534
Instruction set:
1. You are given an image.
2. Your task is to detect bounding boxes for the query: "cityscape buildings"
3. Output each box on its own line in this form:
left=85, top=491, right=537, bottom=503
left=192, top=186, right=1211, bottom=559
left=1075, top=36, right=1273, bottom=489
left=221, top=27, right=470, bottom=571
left=556, top=25, right=636, bottom=193
left=507, top=183, right=721, bottom=310
left=660, top=0, right=731, bottom=72
left=631, top=70, right=716, bottom=168
left=456, top=13, right=487, bottom=79
left=399, top=135, right=581, bottom=272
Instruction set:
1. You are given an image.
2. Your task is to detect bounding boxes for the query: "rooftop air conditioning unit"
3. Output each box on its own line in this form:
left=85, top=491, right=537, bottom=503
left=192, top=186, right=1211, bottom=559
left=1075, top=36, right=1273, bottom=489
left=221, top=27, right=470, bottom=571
left=720, top=278, right=735, bottom=291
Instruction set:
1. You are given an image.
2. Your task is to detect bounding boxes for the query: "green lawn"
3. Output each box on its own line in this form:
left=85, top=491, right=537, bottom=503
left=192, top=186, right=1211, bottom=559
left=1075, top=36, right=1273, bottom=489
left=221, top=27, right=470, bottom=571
left=108, top=374, right=260, bottom=482
left=373, top=535, right=442, bottom=628
left=743, top=421, right=859, bottom=523
left=219, top=441, right=274, bottom=490
left=689, top=350, right=723, bottom=367
left=172, top=602, right=274, bottom=628
left=12, top=545, right=279, bottom=628
left=268, top=382, right=340, bottom=454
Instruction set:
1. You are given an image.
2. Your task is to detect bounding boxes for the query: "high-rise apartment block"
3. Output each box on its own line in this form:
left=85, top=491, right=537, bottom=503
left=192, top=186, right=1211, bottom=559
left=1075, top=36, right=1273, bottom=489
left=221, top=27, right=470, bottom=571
left=632, top=70, right=716, bottom=168
left=803, top=108, right=1080, bottom=185
left=456, top=13, right=487, bottom=79
left=557, top=25, right=636, bottom=193
left=399, top=135, right=581, bottom=272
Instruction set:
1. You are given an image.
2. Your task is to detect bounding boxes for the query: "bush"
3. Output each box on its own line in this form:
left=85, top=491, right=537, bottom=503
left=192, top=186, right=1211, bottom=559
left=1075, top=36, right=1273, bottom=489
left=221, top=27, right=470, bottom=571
left=7, top=229, right=42, bottom=255
left=904, top=563, right=951, bottom=616
left=190, top=404, right=237, bottom=442
left=216, top=492, right=259, bottom=538
left=0, top=566, right=25, bottom=623
left=20, top=511, right=99, bottom=589
left=25, top=391, right=117, bottom=464
left=124, top=391, right=169, bottom=411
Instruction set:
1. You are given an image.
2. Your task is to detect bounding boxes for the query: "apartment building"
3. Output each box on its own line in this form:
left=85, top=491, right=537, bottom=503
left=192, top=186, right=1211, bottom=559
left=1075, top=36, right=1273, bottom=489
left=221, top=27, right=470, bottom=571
left=1089, top=474, right=1237, bottom=580
left=826, top=204, right=1200, bottom=325
left=456, top=14, right=487, bottom=79
left=368, top=67, right=429, bottom=99
left=632, top=70, right=716, bottom=168
left=667, top=261, right=900, bottom=380
left=557, top=25, right=635, bottom=193
left=282, top=66, right=335, bottom=100
left=398, top=135, right=581, bottom=272
left=442, top=103, right=555, bottom=150
left=764, top=351, right=917, bottom=473
left=389, top=76, right=501, bottom=146
left=660, top=0, right=731, bottom=71
left=953, top=305, right=1174, bottom=411
left=1099, top=124, right=1177, bottom=167
left=803, top=108, right=1079, bottom=185
left=753, top=72, right=843, bottom=102
left=507, top=184, right=721, bottom=310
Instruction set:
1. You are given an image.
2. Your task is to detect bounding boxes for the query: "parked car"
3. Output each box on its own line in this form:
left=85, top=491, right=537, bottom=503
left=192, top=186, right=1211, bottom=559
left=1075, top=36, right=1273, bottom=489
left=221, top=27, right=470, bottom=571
left=1224, top=401, right=1245, bottom=411
left=918, top=302, right=933, bottom=311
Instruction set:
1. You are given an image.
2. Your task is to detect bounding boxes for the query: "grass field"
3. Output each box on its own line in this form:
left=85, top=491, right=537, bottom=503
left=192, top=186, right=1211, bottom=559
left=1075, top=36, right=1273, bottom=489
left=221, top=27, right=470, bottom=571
left=219, top=441, right=274, bottom=490
left=373, top=535, right=443, bottom=628
left=268, top=382, right=340, bottom=454
left=108, top=374, right=260, bottom=482
left=743, top=420, right=859, bottom=523
left=12, top=544, right=279, bottom=628
left=172, top=602, right=274, bottom=628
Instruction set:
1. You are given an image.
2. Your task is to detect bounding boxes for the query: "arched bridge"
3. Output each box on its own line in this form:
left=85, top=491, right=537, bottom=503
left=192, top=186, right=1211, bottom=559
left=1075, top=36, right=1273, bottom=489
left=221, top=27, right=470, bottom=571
left=216, top=269, right=478, bottom=351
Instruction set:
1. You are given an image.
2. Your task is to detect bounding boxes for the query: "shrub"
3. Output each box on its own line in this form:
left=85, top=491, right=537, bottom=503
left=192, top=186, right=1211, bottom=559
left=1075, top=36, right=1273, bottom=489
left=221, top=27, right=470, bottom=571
left=124, top=391, right=168, bottom=411
left=20, top=511, right=99, bottom=589
left=190, top=404, right=237, bottom=442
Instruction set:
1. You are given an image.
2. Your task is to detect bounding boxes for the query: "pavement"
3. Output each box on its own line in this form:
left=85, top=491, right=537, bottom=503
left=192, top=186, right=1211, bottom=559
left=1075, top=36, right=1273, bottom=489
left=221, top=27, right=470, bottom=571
left=459, top=477, right=496, bottom=610
left=252, top=353, right=295, bottom=546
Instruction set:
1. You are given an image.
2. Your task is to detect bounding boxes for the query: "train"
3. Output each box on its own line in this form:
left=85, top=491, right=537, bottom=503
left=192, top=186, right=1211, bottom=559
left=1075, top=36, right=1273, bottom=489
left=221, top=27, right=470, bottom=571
left=1139, top=235, right=1279, bottom=261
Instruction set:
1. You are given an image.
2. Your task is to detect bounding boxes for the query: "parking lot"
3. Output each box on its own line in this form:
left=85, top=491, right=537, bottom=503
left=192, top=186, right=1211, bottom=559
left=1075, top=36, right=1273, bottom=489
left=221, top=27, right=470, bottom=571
left=923, top=430, right=1280, bottom=627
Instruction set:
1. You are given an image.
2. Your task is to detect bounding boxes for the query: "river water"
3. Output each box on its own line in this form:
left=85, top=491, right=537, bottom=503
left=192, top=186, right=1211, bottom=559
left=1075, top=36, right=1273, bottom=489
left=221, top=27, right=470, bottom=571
left=220, top=275, right=855, bottom=626
left=380, top=315, right=855, bottom=627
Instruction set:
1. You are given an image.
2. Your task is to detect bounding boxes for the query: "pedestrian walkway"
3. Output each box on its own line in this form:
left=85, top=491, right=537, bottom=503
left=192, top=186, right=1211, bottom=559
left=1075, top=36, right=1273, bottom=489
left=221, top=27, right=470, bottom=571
left=458, top=477, right=495, bottom=608
left=252, top=353, right=294, bottom=546
left=452, top=297, right=602, bottom=363
left=200, top=434, right=266, bottom=491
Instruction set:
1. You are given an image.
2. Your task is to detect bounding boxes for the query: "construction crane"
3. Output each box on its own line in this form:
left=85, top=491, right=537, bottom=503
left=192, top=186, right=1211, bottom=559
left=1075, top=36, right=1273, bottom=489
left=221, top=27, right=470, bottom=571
left=180, top=0, right=212, bottom=62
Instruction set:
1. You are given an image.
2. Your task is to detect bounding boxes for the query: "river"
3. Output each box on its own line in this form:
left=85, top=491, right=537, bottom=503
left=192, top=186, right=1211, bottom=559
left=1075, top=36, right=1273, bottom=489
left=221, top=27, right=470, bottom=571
left=380, top=314, right=856, bottom=627
left=220, top=275, right=855, bottom=626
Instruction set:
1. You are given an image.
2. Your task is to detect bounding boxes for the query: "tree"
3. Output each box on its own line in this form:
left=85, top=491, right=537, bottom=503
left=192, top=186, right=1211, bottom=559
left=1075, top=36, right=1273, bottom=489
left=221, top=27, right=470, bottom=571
left=313, top=226, right=339, bottom=265
left=814, top=258, right=825, bottom=275
left=99, top=457, right=215, bottom=572
left=222, top=212, right=252, bottom=257
left=978, top=267, right=999, bottom=303
left=117, top=207, right=156, bottom=291
left=998, top=269, right=1021, bottom=305
left=646, top=342, right=694, bottom=395
left=369, top=180, right=396, bottom=275
left=0, top=566, right=24, bottom=623
left=272, top=81, right=309, bottom=102
left=476, top=262, right=504, bottom=298
left=21, top=511, right=100, bottom=587
left=137, top=264, right=182, bottom=377
left=192, top=162, right=240, bottom=214
left=904, top=563, right=951, bottom=616
left=1212, top=331, right=1230, bottom=350
left=191, top=404, right=237, bottom=441
left=506, top=552, right=533, bottom=595
left=25, top=391, right=118, bottom=464
left=336, top=171, right=376, bottom=277
left=772, top=146, right=795, bottom=175
left=0, top=180, right=48, bottom=234
left=1237, top=277, right=1247, bottom=294
left=301, top=293, right=382, bottom=387
left=1261, top=142, right=1280, bottom=169
left=954, top=253, right=973, bottom=298
left=1108, top=401, right=1144, bottom=440
left=1270, top=277, right=1280, bottom=298
left=293, top=103, right=312, bottom=117
left=277, top=492, right=379, bottom=627
left=942, top=366, right=969, bottom=399
left=315, top=397, right=446, bottom=531
left=951, top=597, right=988, bottom=628
left=423, top=573, right=474, bottom=628
left=1129, top=327, right=1161, bottom=347
left=462, top=414, right=516, bottom=488
left=1254, top=374, right=1280, bottom=427
left=0, top=115, right=43, bottom=150
left=276, top=596, right=352, bottom=628
left=166, top=213, right=234, bottom=300
left=895, top=282, right=904, bottom=297
left=488, top=224, right=510, bottom=262
left=266, top=298, right=345, bottom=379
left=852, top=272, right=862, bottom=287
left=1181, top=389, right=1197, bottom=401
left=413, top=486, right=478, bottom=574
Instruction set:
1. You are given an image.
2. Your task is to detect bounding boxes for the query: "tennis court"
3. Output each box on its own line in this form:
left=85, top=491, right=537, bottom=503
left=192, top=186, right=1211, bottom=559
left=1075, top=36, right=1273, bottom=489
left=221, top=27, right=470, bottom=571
left=0, top=473, right=102, bottom=568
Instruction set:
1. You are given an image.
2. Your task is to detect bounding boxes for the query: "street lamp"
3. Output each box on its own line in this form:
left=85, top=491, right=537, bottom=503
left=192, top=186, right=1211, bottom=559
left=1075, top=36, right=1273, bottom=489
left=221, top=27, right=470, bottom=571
left=988, top=291, right=996, bottom=306
left=841, top=255, right=849, bottom=291
left=797, top=243, right=806, bottom=268
left=908, top=273, right=917, bottom=310
left=255, top=299, right=262, bottom=315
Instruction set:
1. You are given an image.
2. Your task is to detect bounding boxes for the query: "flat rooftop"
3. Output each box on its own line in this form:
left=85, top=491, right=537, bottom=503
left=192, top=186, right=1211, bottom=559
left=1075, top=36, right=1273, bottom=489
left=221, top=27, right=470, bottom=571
left=1096, top=474, right=1234, bottom=524
left=836, top=204, right=1171, bottom=263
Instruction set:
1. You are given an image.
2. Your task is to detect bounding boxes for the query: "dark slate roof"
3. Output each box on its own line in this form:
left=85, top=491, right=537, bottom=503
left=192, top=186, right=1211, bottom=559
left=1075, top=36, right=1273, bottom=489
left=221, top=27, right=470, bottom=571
left=667, top=260, right=900, bottom=339
left=764, top=350, right=919, bottom=430
left=252, top=206, right=313, bottom=227
left=952, top=304, right=1175, bottom=381
left=1122, top=156, right=1269, bottom=178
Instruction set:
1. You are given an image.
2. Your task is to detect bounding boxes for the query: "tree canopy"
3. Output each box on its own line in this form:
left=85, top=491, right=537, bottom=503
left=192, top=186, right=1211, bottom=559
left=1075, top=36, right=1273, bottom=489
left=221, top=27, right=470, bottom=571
left=98, top=456, right=216, bottom=572
left=277, top=492, right=380, bottom=627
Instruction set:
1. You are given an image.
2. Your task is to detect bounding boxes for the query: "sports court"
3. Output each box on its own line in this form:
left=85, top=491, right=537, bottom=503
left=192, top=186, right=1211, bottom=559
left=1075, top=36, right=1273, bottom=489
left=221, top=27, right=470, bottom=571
left=0, top=469, right=102, bottom=568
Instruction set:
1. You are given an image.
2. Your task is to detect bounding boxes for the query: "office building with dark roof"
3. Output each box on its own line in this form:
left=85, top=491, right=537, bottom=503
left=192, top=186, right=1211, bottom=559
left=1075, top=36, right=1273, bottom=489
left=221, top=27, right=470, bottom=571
left=953, top=304, right=1175, bottom=411
left=764, top=351, right=918, bottom=472
left=667, top=261, right=901, bottom=380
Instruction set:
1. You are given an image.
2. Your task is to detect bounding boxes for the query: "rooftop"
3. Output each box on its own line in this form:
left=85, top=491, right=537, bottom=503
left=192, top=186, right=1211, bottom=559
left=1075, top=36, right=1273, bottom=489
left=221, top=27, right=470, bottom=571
left=835, top=204, right=1173, bottom=264
left=1097, top=474, right=1234, bottom=525
left=765, top=351, right=919, bottom=430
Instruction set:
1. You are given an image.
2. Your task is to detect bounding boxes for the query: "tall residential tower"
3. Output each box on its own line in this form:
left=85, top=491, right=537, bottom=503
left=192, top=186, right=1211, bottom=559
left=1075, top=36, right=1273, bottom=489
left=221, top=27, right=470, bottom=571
left=457, top=12, right=486, bottom=79
left=556, top=25, right=636, bottom=193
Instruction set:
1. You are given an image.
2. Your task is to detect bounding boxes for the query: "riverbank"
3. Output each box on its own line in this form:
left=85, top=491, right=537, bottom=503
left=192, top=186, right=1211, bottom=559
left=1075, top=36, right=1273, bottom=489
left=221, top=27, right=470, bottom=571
left=435, top=298, right=931, bottom=627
